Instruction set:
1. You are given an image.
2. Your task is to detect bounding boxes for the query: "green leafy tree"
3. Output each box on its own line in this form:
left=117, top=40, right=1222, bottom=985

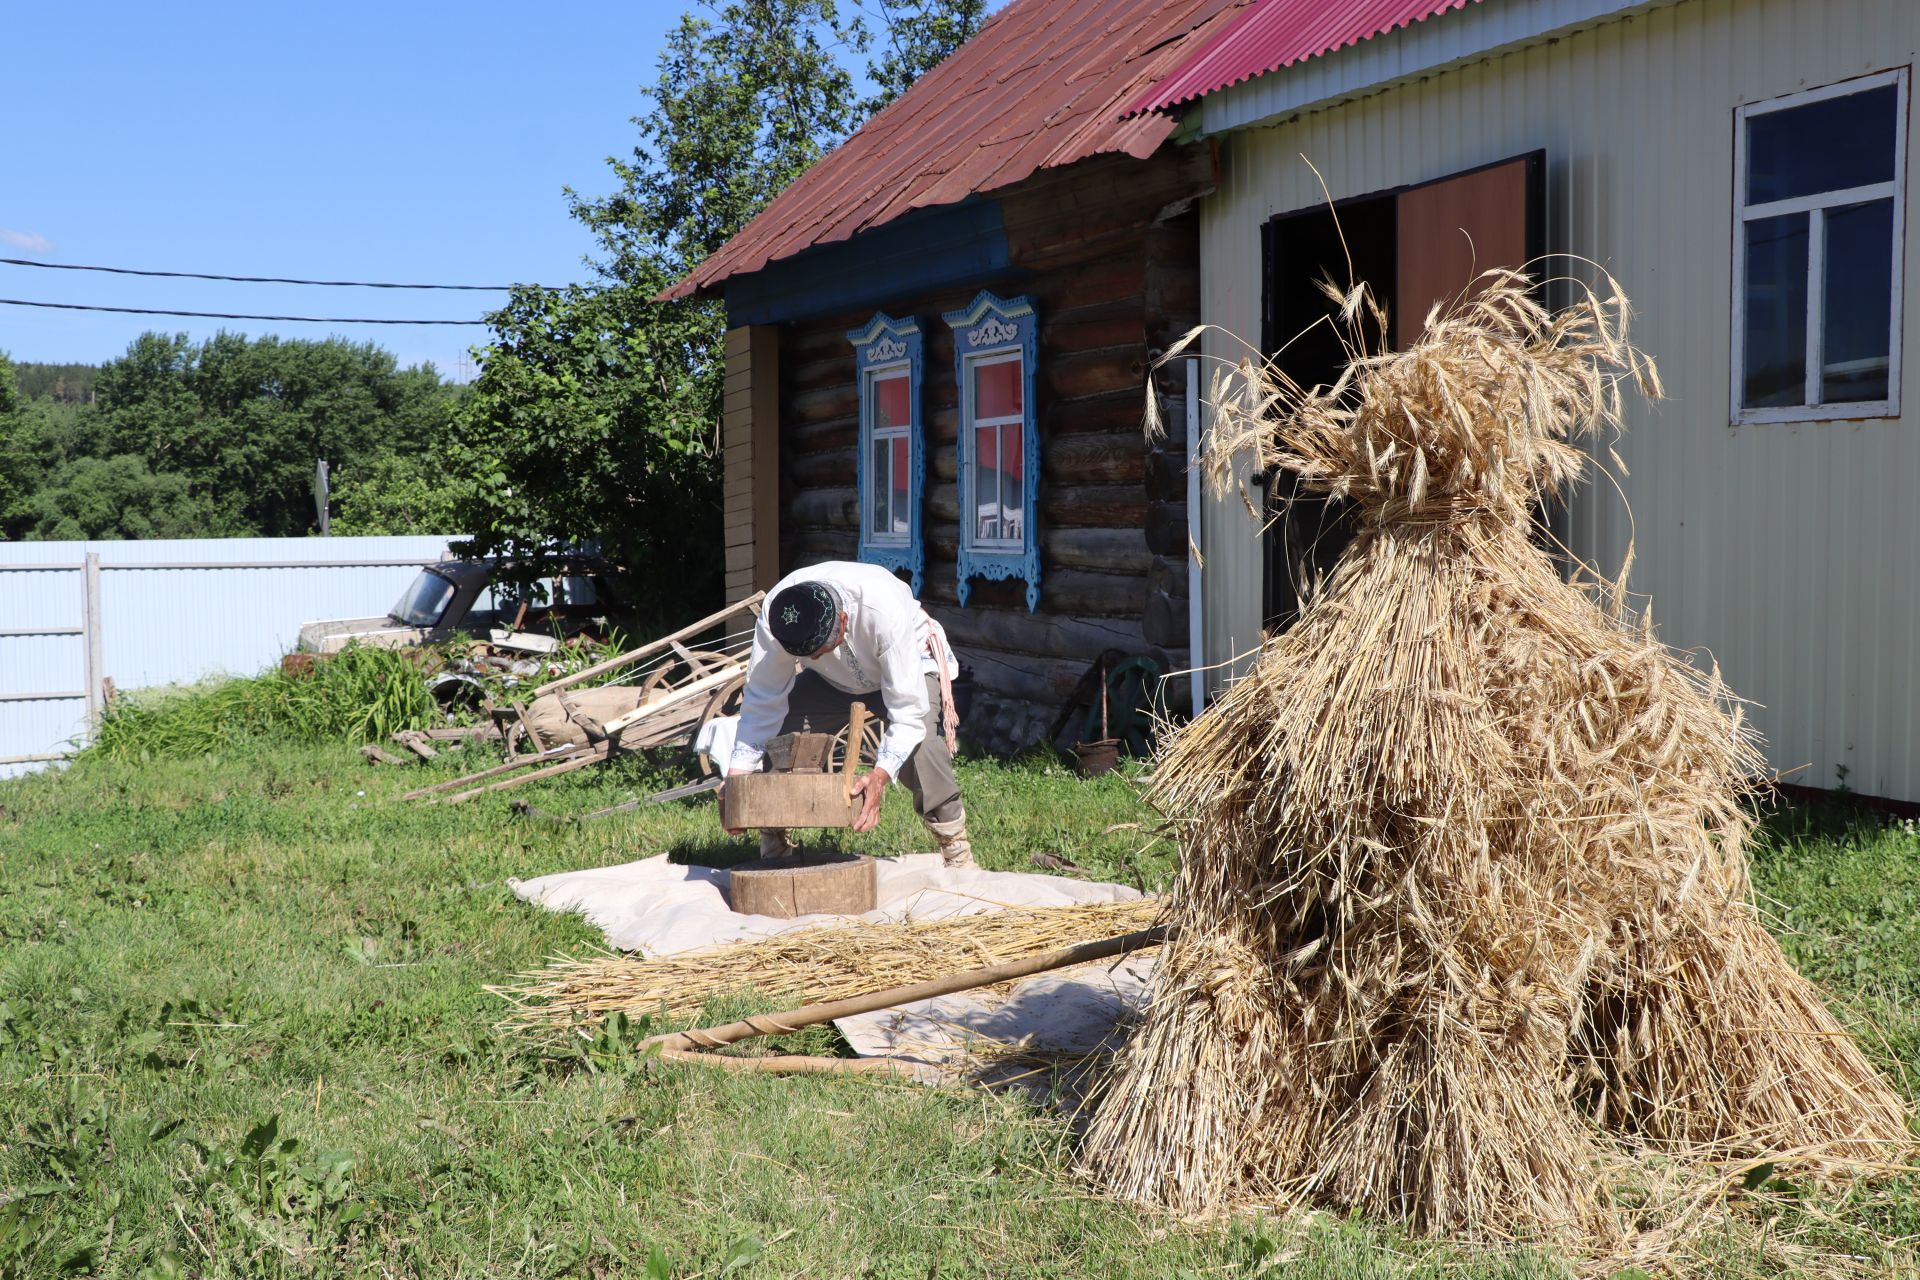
left=453, top=0, right=986, bottom=610
left=15, top=454, right=222, bottom=541
left=331, top=450, right=462, bottom=536
left=78, top=332, right=460, bottom=539
left=0, top=352, right=24, bottom=525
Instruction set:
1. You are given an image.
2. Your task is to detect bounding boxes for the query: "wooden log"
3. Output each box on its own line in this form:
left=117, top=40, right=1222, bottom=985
left=1044, top=432, right=1146, bottom=484
left=1147, top=554, right=1189, bottom=601
left=789, top=416, right=858, bottom=453
left=791, top=382, right=857, bottom=424
left=788, top=447, right=856, bottom=490
left=726, top=852, right=877, bottom=917
left=533, top=593, right=763, bottom=698
left=360, top=744, right=408, bottom=767
left=789, top=487, right=858, bottom=530
left=959, top=648, right=1091, bottom=705
left=925, top=482, right=1146, bottom=530
left=1144, top=588, right=1189, bottom=650
left=640, top=925, right=1168, bottom=1055
left=922, top=559, right=1146, bottom=618
left=1144, top=445, right=1189, bottom=502
left=913, top=528, right=1150, bottom=576
left=1145, top=500, right=1189, bottom=558
left=1043, top=390, right=1151, bottom=437
left=787, top=350, right=855, bottom=394
left=1041, top=306, right=1145, bottom=354
left=791, top=529, right=859, bottom=561
left=931, top=605, right=1156, bottom=664
left=1047, top=347, right=1146, bottom=402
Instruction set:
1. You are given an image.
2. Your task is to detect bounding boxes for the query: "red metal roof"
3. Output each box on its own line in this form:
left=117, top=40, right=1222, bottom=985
left=1126, top=0, right=1482, bottom=117
left=662, top=0, right=1252, bottom=301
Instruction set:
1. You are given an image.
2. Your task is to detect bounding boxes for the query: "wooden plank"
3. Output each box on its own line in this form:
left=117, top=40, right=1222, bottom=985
left=601, top=665, right=745, bottom=736
left=392, top=731, right=439, bottom=760
left=669, top=641, right=710, bottom=676
left=530, top=593, right=764, bottom=698
left=401, top=746, right=590, bottom=800
left=443, top=743, right=612, bottom=805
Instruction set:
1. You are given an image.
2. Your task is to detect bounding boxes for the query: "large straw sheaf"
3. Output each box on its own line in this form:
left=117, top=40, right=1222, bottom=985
left=1086, top=272, right=1911, bottom=1252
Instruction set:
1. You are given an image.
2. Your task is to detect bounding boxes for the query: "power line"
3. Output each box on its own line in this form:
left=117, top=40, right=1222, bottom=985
left=0, top=256, right=551, bottom=292
left=0, top=298, right=489, bottom=325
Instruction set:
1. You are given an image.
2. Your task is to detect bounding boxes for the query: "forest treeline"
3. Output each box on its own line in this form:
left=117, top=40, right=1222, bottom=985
left=0, top=337, right=461, bottom=542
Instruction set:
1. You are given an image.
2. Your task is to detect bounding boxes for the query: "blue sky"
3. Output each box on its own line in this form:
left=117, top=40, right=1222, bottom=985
left=0, top=2, right=700, bottom=381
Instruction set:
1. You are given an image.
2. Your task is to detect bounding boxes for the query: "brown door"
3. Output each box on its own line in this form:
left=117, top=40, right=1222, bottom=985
left=1395, top=152, right=1544, bottom=343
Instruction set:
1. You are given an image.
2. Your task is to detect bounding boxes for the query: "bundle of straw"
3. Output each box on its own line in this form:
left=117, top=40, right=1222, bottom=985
left=491, top=898, right=1162, bottom=1030
left=1084, top=273, right=1911, bottom=1249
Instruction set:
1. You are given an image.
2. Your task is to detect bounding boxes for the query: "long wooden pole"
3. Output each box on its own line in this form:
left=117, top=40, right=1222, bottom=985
left=639, top=924, right=1169, bottom=1055
left=531, top=591, right=764, bottom=699
left=399, top=745, right=589, bottom=801
left=442, top=743, right=611, bottom=805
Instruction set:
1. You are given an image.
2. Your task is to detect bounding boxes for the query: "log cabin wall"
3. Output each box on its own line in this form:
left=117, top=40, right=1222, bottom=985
left=774, top=147, right=1210, bottom=753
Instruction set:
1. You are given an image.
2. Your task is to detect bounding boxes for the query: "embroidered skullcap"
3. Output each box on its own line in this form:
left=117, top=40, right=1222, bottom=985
left=768, top=580, right=842, bottom=656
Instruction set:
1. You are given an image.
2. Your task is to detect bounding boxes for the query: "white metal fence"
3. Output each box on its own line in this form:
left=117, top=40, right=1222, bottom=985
left=0, top=536, right=462, bottom=777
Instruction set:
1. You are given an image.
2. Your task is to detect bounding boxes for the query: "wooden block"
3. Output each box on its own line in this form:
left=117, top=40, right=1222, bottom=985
left=727, top=852, right=877, bottom=918
left=720, top=772, right=855, bottom=829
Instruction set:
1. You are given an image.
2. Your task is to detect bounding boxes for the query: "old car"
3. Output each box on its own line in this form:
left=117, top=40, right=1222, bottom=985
left=295, top=556, right=618, bottom=654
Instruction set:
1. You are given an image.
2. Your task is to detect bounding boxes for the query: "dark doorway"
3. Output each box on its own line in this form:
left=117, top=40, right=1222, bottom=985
left=1259, top=195, right=1394, bottom=630
left=1258, top=151, right=1546, bottom=631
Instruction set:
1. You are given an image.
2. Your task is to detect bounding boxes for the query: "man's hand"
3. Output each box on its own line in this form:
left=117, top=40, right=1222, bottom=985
left=719, top=767, right=754, bottom=836
left=847, top=767, right=892, bottom=833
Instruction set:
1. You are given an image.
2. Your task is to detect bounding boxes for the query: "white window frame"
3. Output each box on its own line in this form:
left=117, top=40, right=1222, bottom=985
left=1731, top=67, right=1908, bottom=425
left=862, top=362, right=912, bottom=547
left=962, top=348, right=1027, bottom=553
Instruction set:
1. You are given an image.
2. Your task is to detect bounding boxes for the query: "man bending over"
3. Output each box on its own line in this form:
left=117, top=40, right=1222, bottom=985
left=724, top=561, right=973, bottom=868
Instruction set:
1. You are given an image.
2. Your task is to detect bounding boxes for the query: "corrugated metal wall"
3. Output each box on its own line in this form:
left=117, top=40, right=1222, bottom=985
left=1198, top=0, right=1920, bottom=798
left=0, top=536, right=460, bottom=777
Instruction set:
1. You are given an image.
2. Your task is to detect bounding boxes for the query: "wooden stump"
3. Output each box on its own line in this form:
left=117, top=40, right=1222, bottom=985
left=727, top=852, right=877, bottom=918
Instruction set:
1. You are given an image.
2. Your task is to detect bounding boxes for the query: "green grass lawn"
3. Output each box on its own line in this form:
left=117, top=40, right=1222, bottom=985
left=1, top=732, right=1916, bottom=1278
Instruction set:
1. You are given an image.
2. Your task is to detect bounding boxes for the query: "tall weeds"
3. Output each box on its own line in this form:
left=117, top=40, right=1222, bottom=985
left=89, top=646, right=442, bottom=759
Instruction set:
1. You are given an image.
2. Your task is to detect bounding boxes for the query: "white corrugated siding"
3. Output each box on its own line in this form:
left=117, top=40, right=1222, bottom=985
left=1199, top=0, right=1920, bottom=799
left=0, top=536, right=460, bottom=776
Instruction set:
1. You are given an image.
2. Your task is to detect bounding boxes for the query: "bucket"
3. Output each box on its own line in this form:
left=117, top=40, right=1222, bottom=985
left=1072, top=738, right=1122, bottom=777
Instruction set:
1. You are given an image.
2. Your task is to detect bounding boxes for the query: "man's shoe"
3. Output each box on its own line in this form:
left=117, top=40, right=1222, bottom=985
left=926, top=813, right=976, bottom=870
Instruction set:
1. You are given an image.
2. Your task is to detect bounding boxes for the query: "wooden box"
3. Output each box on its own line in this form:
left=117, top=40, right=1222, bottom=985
left=721, top=771, right=855, bottom=829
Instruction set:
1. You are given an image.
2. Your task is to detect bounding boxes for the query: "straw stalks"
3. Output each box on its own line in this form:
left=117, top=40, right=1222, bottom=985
left=490, top=897, right=1163, bottom=1031
left=1086, top=272, right=1912, bottom=1255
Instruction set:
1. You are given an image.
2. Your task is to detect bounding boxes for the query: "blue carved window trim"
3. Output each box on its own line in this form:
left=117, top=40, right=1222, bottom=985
left=847, top=313, right=925, bottom=593
left=942, top=291, right=1040, bottom=611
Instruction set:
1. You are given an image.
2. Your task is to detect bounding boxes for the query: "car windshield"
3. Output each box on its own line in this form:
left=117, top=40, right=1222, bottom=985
left=389, top=569, right=458, bottom=627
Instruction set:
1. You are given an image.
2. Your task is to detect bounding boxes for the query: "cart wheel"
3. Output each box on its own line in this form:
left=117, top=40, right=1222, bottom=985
left=640, top=650, right=736, bottom=698
left=831, top=716, right=885, bottom=771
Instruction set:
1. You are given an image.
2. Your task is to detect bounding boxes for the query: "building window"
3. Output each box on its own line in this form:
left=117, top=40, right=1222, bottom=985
left=848, top=313, right=924, bottom=592
left=943, top=292, right=1040, bottom=611
left=1733, top=69, right=1907, bottom=424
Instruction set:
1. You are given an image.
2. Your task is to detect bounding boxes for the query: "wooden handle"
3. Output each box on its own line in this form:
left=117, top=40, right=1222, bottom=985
left=844, top=701, right=868, bottom=782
